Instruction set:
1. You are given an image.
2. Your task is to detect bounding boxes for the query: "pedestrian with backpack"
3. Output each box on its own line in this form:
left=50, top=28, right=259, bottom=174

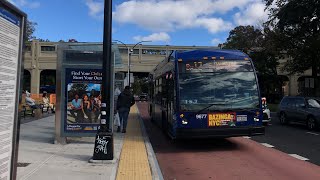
left=116, top=86, right=135, bottom=133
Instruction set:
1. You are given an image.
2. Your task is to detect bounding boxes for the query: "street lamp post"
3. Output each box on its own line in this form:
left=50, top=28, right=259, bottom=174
left=112, top=40, right=130, bottom=86
left=128, top=41, right=151, bottom=87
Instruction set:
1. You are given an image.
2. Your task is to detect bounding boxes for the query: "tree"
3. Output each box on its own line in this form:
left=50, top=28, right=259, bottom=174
left=68, top=39, right=78, bottom=42
left=224, top=25, right=280, bottom=75
left=38, top=39, right=50, bottom=42
left=70, top=83, right=88, bottom=98
left=264, top=0, right=320, bottom=95
left=223, top=25, right=283, bottom=102
left=131, top=77, right=149, bottom=95
left=224, top=25, right=263, bottom=54
left=26, top=20, right=37, bottom=41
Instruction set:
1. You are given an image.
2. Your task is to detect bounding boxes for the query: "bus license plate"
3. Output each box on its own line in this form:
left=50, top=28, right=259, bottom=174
left=208, top=112, right=236, bottom=127
left=237, top=115, right=247, bottom=122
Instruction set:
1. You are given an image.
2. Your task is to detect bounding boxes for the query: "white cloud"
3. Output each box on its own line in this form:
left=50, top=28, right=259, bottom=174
left=10, top=0, right=40, bottom=8
left=133, top=32, right=170, bottom=43
left=112, top=0, right=262, bottom=34
left=111, top=0, right=264, bottom=33
left=233, top=2, right=268, bottom=26
left=212, top=0, right=257, bottom=13
left=85, top=0, right=104, bottom=19
left=195, top=18, right=233, bottom=33
left=82, top=0, right=268, bottom=35
left=211, top=38, right=222, bottom=46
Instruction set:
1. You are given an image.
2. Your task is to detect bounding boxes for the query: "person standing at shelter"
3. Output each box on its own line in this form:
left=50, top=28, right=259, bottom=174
left=116, top=86, right=135, bottom=133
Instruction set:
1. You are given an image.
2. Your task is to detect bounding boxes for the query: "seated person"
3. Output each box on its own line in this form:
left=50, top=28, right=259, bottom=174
left=25, top=91, right=39, bottom=111
left=42, top=91, right=55, bottom=113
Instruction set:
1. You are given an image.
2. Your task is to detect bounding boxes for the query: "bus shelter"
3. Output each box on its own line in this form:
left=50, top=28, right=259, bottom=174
left=55, top=43, right=123, bottom=142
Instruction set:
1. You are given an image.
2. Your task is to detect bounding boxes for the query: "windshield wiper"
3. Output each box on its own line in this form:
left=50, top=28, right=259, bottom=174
left=224, top=108, right=257, bottom=114
left=196, top=103, right=226, bottom=114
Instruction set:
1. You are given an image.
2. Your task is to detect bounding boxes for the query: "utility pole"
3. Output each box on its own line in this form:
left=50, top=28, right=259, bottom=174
left=92, top=0, right=113, bottom=160
left=128, top=41, right=151, bottom=87
left=112, top=40, right=130, bottom=87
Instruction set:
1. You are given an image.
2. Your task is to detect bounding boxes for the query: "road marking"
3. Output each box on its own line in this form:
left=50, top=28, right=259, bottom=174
left=289, top=154, right=309, bottom=161
left=261, top=143, right=275, bottom=148
left=306, top=132, right=319, bottom=136
left=242, top=136, right=251, bottom=139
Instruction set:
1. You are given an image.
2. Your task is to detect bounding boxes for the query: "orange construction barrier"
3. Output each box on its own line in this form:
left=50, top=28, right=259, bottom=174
left=30, top=94, right=43, bottom=104
left=50, top=94, right=56, bottom=105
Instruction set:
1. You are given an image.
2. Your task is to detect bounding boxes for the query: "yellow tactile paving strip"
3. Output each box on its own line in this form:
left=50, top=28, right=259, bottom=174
left=116, top=105, right=152, bottom=180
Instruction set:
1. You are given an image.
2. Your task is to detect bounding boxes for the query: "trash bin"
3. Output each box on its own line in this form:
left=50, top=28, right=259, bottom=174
left=34, top=109, right=42, bottom=119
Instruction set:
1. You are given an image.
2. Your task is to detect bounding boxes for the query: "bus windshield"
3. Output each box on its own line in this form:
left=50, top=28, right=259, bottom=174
left=179, top=72, right=260, bottom=111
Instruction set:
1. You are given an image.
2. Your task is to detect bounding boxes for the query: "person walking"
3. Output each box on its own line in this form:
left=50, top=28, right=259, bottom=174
left=116, top=86, right=135, bottom=133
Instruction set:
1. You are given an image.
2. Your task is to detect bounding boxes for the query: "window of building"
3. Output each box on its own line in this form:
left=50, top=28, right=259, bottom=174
left=119, top=48, right=128, bottom=54
left=25, top=45, right=31, bottom=51
left=41, top=46, right=56, bottom=52
left=130, top=49, right=139, bottom=54
left=142, top=49, right=166, bottom=55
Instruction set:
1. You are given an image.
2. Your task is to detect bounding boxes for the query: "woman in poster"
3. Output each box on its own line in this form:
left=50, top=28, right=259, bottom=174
left=90, top=95, right=100, bottom=123
left=82, top=94, right=91, bottom=123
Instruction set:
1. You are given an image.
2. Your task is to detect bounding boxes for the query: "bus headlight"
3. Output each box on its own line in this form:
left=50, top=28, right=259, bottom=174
left=254, top=111, right=260, bottom=121
left=182, top=119, right=188, bottom=125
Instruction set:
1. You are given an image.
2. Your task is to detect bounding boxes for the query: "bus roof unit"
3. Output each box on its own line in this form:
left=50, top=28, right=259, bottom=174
left=176, top=49, right=249, bottom=61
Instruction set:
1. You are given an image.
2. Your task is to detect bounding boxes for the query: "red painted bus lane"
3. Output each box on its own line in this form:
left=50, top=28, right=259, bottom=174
left=137, top=102, right=320, bottom=180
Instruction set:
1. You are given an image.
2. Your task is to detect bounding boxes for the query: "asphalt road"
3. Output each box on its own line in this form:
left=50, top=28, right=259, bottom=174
left=137, top=102, right=320, bottom=180
left=251, top=113, right=320, bottom=166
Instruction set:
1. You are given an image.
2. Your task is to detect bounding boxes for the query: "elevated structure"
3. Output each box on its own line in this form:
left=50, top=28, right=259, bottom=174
left=23, top=40, right=318, bottom=97
left=23, top=40, right=215, bottom=93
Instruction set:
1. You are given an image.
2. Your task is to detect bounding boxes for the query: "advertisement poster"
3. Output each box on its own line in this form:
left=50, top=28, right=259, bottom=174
left=0, top=4, right=23, bottom=180
left=65, top=68, right=102, bottom=133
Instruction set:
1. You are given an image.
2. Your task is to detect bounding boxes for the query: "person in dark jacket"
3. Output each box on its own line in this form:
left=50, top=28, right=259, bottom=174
left=116, top=86, right=135, bottom=133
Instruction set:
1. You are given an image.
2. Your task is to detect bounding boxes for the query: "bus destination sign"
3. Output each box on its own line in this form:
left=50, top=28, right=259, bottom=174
left=179, top=60, right=253, bottom=73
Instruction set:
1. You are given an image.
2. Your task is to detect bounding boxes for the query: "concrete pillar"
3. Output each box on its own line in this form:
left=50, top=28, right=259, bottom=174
left=289, top=75, right=299, bottom=96
left=30, top=69, right=41, bottom=94
left=283, top=81, right=289, bottom=96
left=30, top=40, right=41, bottom=94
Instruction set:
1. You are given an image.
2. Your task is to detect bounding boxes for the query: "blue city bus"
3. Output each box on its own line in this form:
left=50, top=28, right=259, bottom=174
left=148, top=49, right=265, bottom=138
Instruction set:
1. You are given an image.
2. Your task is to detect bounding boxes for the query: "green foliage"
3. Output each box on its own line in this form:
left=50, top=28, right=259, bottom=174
left=26, top=20, right=37, bottom=41
left=264, top=0, right=320, bottom=76
left=223, top=25, right=284, bottom=101
left=71, top=83, right=88, bottom=92
left=224, top=25, right=280, bottom=76
left=131, top=77, right=149, bottom=95
left=224, top=25, right=263, bottom=54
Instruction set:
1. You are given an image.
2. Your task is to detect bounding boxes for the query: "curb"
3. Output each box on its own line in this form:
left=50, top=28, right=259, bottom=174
left=88, top=158, right=117, bottom=164
left=136, top=105, right=164, bottom=180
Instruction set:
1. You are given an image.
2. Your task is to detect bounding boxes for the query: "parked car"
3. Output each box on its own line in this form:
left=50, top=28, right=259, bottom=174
left=139, top=93, right=148, bottom=101
left=278, top=96, right=320, bottom=130
left=262, top=97, right=271, bottom=125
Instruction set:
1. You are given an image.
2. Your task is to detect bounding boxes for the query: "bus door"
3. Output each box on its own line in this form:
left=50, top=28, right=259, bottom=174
left=161, top=97, right=168, bottom=131
left=167, top=74, right=175, bottom=134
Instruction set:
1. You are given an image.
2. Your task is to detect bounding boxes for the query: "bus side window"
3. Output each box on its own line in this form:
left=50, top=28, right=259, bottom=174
left=156, top=91, right=161, bottom=104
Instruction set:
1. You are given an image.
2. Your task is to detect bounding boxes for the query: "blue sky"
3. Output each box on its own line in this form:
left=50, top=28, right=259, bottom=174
left=8, top=0, right=268, bottom=46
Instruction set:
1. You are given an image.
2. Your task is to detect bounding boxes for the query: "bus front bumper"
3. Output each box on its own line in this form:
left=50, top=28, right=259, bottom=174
left=175, top=126, right=265, bottom=139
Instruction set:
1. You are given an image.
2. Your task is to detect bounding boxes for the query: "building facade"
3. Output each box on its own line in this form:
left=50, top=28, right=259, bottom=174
left=23, top=40, right=318, bottom=97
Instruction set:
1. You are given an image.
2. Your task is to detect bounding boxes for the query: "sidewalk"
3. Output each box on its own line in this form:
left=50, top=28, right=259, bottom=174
left=16, top=105, right=162, bottom=180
